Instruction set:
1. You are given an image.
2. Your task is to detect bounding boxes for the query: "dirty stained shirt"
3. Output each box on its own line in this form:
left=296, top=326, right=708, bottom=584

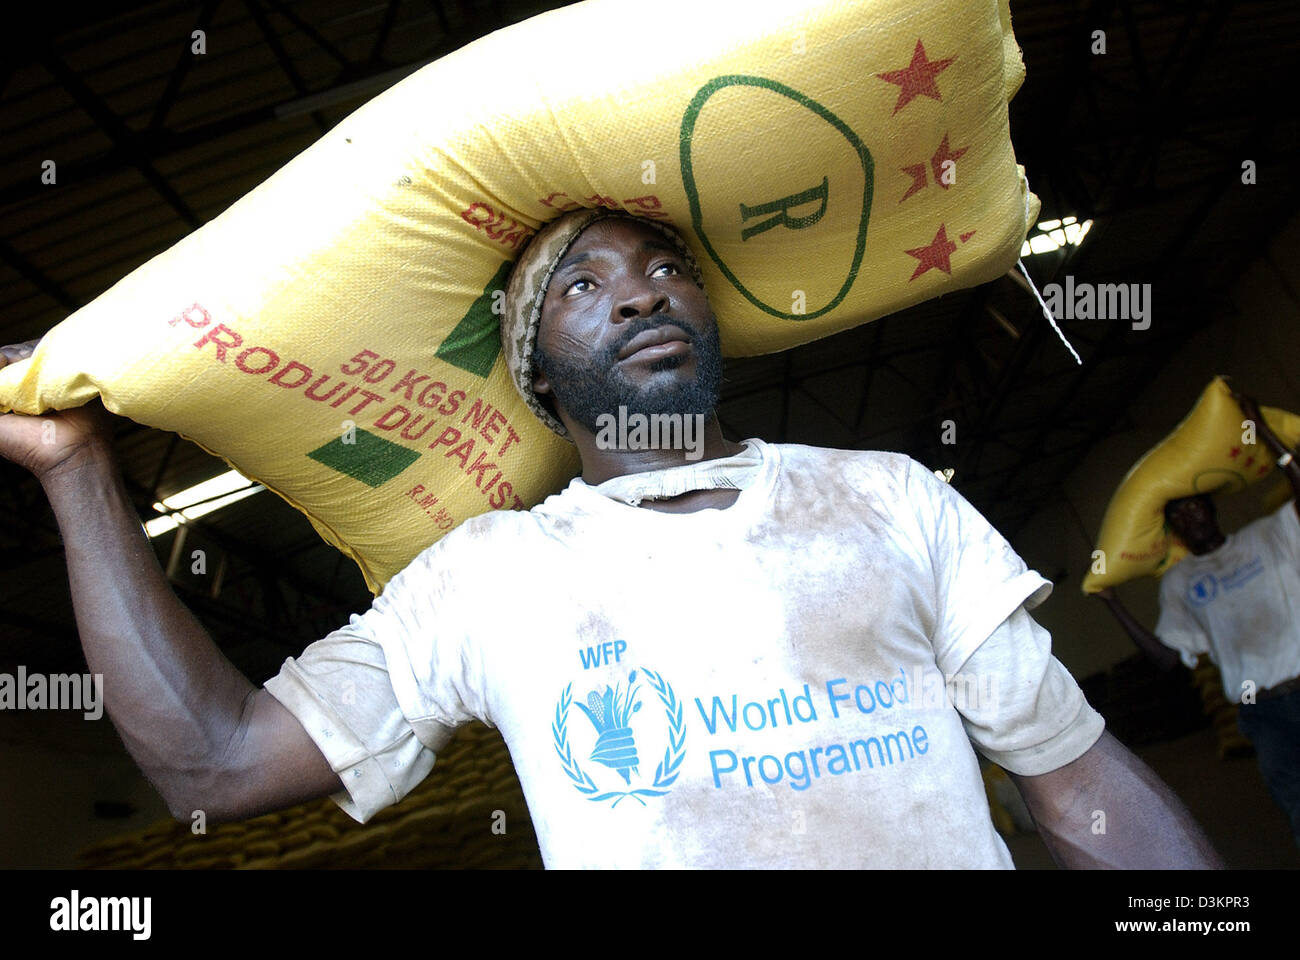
left=1156, top=502, right=1300, bottom=702
left=264, top=439, right=1104, bottom=868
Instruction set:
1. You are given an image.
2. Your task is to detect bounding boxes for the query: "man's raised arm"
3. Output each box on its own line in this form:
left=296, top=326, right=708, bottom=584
left=0, top=340, right=342, bottom=822
left=1093, top=587, right=1182, bottom=672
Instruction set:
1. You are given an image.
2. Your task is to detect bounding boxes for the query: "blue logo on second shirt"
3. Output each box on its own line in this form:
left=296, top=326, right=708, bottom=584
left=1187, top=573, right=1219, bottom=607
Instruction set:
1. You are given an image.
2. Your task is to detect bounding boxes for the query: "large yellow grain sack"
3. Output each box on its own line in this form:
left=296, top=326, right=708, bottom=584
left=0, top=0, right=1038, bottom=594
left=1083, top=377, right=1300, bottom=593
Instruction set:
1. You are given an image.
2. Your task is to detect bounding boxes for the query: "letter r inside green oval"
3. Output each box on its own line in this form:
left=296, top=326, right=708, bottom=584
left=680, top=76, right=874, bottom=321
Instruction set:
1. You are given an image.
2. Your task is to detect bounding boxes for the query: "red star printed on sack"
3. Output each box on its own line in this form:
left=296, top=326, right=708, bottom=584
left=899, top=162, right=928, bottom=203
left=876, top=39, right=955, bottom=115
left=930, top=134, right=969, bottom=189
left=906, top=224, right=958, bottom=280
left=898, top=133, right=970, bottom=203
left=1228, top=446, right=1241, bottom=459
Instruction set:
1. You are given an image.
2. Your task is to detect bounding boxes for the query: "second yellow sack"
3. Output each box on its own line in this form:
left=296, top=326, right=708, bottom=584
left=1083, top=377, right=1300, bottom=593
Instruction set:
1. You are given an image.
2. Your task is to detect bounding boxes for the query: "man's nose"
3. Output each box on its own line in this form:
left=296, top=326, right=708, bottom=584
left=613, top=276, right=667, bottom=321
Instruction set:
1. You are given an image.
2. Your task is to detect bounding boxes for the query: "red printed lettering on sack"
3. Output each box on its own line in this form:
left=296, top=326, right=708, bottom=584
left=406, top=483, right=452, bottom=525
left=460, top=201, right=535, bottom=249
left=539, top=192, right=669, bottom=220
left=170, top=310, right=532, bottom=512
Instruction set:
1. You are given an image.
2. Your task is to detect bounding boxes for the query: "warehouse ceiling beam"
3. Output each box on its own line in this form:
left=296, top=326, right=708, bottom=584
left=961, top=0, right=1227, bottom=485
left=261, top=0, right=352, bottom=69
left=1118, top=0, right=1152, bottom=94
left=955, top=282, right=1055, bottom=482
left=0, top=237, right=79, bottom=312
left=369, top=0, right=403, bottom=65
left=996, top=315, right=1172, bottom=516
left=116, top=474, right=355, bottom=616
left=954, top=0, right=1122, bottom=480
left=852, top=318, right=888, bottom=433
left=998, top=265, right=1231, bottom=540
left=147, top=0, right=224, bottom=133
left=0, top=53, right=449, bottom=210
left=1163, top=109, right=1279, bottom=265
left=791, top=381, right=860, bottom=439
left=244, top=0, right=330, bottom=134
left=997, top=100, right=1287, bottom=543
left=1003, top=338, right=1199, bottom=541
left=1154, top=0, right=1201, bottom=92
left=145, top=434, right=181, bottom=507
left=999, top=108, right=1294, bottom=529
left=40, top=53, right=201, bottom=229
left=1076, top=0, right=1119, bottom=177
left=1111, top=0, right=1231, bottom=211
left=1, top=3, right=193, bottom=70
left=424, top=0, right=453, bottom=36
left=897, top=287, right=992, bottom=471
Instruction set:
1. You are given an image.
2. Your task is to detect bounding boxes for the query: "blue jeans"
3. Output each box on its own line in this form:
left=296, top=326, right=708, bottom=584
left=1237, top=688, right=1300, bottom=849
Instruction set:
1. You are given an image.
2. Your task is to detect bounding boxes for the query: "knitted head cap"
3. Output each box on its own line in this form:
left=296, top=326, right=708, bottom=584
left=501, top=208, right=707, bottom=438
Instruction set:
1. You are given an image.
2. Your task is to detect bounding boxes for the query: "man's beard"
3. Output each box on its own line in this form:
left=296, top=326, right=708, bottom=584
left=534, top=315, right=724, bottom=435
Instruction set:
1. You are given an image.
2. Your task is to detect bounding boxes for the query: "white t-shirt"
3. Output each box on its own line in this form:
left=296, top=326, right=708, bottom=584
left=1156, top=502, right=1300, bottom=702
left=264, top=440, right=1104, bottom=868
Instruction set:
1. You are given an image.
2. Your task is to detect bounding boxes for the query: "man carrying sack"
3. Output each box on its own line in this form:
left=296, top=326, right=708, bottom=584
left=1097, top=391, right=1300, bottom=850
left=0, top=210, right=1224, bottom=868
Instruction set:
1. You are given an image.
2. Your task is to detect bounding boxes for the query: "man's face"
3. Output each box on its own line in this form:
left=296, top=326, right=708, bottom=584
left=1165, top=494, right=1220, bottom=543
left=531, top=218, right=723, bottom=434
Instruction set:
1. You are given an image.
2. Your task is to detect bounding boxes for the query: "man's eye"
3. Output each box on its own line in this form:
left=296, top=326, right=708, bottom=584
left=565, top=278, right=593, bottom=294
left=652, top=262, right=680, bottom=277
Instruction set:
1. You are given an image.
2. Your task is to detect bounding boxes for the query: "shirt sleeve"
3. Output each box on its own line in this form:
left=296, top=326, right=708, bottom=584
left=955, top=605, right=1105, bottom=776
left=1154, top=573, right=1210, bottom=669
left=263, top=535, right=488, bottom=823
left=903, top=458, right=1053, bottom=672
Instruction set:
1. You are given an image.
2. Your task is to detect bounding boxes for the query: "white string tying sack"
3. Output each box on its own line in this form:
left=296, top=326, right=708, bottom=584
left=1016, top=258, right=1082, bottom=366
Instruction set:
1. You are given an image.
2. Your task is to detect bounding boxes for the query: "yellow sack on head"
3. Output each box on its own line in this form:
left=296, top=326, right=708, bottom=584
left=0, top=0, right=1037, bottom=594
left=1083, top=377, right=1300, bottom=593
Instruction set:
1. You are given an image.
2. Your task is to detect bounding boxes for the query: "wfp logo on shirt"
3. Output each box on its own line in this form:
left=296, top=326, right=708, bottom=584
left=1187, top=573, right=1219, bottom=607
left=552, top=667, right=687, bottom=808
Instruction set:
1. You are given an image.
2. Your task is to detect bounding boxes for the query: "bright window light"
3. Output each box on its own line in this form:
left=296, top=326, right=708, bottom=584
left=145, top=470, right=264, bottom=539
left=1029, top=233, right=1060, bottom=254
left=1023, top=216, right=1093, bottom=257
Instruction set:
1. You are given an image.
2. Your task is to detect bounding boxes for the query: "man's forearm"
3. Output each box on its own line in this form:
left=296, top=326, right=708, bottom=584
left=1011, top=731, right=1224, bottom=869
left=40, top=445, right=254, bottom=815
left=1101, top=597, right=1180, bottom=671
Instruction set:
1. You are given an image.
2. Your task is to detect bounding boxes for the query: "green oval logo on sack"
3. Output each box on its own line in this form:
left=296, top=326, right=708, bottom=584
left=1191, top=467, right=1248, bottom=495
left=680, top=76, right=874, bottom=321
